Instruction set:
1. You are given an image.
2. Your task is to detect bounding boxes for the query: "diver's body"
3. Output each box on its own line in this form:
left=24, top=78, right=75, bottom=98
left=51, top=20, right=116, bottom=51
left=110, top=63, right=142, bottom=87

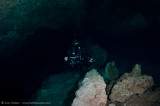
left=64, top=39, right=93, bottom=71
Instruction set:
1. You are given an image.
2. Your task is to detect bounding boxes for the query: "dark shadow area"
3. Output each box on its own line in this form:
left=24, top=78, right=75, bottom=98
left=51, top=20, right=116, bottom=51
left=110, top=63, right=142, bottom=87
left=0, top=27, right=75, bottom=101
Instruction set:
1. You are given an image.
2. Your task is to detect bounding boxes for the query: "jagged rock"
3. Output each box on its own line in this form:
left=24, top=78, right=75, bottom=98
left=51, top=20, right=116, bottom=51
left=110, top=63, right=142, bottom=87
left=106, top=64, right=141, bottom=99
left=109, top=75, right=154, bottom=103
left=130, top=64, right=141, bottom=77
left=30, top=73, right=80, bottom=106
left=121, top=90, right=160, bottom=106
left=104, top=61, right=119, bottom=81
left=72, top=69, right=107, bottom=106
left=106, top=64, right=141, bottom=96
left=118, top=64, right=141, bottom=81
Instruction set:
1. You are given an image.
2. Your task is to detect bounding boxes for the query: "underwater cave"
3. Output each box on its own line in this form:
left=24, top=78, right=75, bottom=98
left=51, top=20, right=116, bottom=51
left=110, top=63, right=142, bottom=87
left=0, top=0, right=160, bottom=105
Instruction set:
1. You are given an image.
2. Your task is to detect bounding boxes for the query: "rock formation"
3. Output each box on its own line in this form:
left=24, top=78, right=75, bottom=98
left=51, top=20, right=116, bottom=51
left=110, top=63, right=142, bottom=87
left=104, top=61, right=119, bottom=81
left=72, top=69, right=107, bottom=106
left=118, top=64, right=141, bottom=81
left=110, top=75, right=154, bottom=102
left=30, top=64, right=160, bottom=106
left=123, top=90, right=160, bottom=106
left=109, top=64, right=154, bottom=103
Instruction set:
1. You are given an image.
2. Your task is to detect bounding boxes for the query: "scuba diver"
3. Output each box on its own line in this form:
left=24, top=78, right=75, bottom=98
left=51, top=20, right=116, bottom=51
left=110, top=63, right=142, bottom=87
left=64, top=39, right=93, bottom=68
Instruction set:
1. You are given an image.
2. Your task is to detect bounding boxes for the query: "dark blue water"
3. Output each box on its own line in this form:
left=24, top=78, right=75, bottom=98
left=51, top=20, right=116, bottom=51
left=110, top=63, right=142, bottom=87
left=0, top=20, right=160, bottom=101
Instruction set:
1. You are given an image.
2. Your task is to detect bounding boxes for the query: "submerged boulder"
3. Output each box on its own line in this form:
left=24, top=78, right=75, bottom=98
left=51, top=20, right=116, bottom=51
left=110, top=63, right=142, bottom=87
left=118, top=64, right=141, bottom=81
left=104, top=61, right=119, bottom=81
left=123, top=90, right=160, bottom=106
left=109, top=64, right=154, bottom=103
left=72, top=69, right=107, bottom=106
left=110, top=75, right=154, bottom=103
